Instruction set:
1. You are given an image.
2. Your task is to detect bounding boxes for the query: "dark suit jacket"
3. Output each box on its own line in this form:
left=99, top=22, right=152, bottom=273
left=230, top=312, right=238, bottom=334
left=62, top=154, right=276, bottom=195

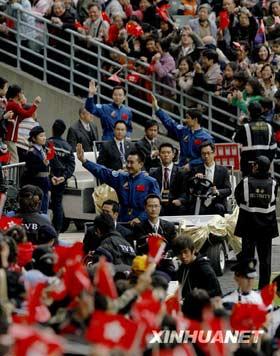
left=192, top=164, right=232, bottom=207
left=97, top=139, right=134, bottom=170
left=135, top=137, right=161, bottom=172
left=149, top=164, right=186, bottom=202
left=67, top=120, right=98, bottom=152
left=133, top=218, right=176, bottom=253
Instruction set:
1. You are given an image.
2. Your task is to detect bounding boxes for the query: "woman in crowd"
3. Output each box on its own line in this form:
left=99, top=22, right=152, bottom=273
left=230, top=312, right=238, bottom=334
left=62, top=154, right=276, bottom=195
left=228, top=77, right=264, bottom=113
left=21, top=126, right=50, bottom=214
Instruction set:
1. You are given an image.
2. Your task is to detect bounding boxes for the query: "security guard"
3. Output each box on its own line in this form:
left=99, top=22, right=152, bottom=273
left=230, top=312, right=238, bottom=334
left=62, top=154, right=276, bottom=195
left=48, top=119, right=75, bottom=233
left=222, top=258, right=263, bottom=306
left=85, top=80, right=133, bottom=140
left=235, top=155, right=279, bottom=289
left=233, top=102, right=277, bottom=176
left=22, top=126, right=50, bottom=214
left=76, top=144, right=160, bottom=225
left=152, top=95, right=214, bottom=170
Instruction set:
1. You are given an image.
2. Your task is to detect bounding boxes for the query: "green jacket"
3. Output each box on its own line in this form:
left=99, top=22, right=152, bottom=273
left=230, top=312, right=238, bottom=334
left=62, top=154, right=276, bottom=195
left=231, top=92, right=262, bottom=114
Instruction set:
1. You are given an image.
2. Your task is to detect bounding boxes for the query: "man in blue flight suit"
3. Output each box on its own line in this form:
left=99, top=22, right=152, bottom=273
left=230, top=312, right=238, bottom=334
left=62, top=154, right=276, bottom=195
left=152, top=95, right=214, bottom=171
left=85, top=80, right=133, bottom=140
left=76, top=144, right=160, bottom=226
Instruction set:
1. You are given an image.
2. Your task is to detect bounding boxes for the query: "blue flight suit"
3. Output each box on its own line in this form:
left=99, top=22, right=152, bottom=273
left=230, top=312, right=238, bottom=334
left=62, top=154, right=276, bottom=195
left=155, top=109, right=214, bottom=167
left=83, top=160, right=160, bottom=222
left=85, top=97, right=133, bottom=140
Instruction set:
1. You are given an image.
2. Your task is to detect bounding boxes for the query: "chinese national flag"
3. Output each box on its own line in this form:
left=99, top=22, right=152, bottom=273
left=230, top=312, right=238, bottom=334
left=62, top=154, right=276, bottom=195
left=86, top=310, right=138, bottom=351
left=94, top=256, right=118, bottom=299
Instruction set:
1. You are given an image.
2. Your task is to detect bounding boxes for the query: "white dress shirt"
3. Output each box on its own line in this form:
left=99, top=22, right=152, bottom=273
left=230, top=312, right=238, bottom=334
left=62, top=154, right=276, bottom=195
left=149, top=219, right=160, bottom=233
left=204, top=163, right=215, bottom=183
left=162, top=163, right=173, bottom=187
left=80, top=120, right=90, bottom=132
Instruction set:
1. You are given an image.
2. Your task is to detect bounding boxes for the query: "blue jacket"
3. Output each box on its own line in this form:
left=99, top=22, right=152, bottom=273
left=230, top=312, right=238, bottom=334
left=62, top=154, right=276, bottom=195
left=156, top=109, right=214, bottom=167
left=83, top=160, right=160, bottom=222
left=85, top=97, right=133, bottom=140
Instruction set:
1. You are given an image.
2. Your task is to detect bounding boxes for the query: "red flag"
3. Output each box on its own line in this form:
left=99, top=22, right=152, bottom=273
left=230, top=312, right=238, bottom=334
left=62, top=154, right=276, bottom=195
left=159, top=344, right=196, bottom=356
left=27, top=282, right=50, bottom=324
left=126, top=22, right=144, bottom=37
left=261, top=283, right=276, bottom=306
left=0, top=152, right=10, bottom=163
left=147, top=233, right=166, bottom=263
left=17, top=242, right=34, bottom=267
left=127, top=72, right=140, bottom=83
left=165, top=289, right=180, bottom=316
left=219, top=10, right=230, bottom=30
left=102, top=11, right=110, bottom=24
left=46, top=141, right=55, bottom=160
left=230, top=303, right=267, bottom=331
left=156, top=4, right=171, bottom=22
left=53, top=242, right=84, bottom=272
left=63, top=260, right=92, bottom=298
left=10, top=324, right=63, bottom=356
left=94, top=256, right=118, bottom=299
left=0, top=216, right=23, bottom=231
left=131, top=289, right=162, bottom=347
left=86, top=310, right=138, bottom=351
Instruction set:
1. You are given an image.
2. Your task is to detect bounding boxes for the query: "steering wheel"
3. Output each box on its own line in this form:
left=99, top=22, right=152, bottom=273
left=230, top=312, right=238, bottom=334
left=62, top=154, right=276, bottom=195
left=188, top=176, right=213, bottom=198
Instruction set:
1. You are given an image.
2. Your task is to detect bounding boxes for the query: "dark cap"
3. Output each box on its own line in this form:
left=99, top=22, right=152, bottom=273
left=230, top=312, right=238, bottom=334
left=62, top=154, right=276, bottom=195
left=36, top=225, right=58, bottom=245
left=28, top=126, right=44, bottom=141
left=231, top=258, right=257, bottom=278
left=255, top=155, right=271, bottom=173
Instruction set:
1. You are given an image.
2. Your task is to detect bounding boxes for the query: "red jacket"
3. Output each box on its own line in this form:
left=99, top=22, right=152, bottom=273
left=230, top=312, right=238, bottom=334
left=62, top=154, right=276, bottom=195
left=5, top=100, right=37, bottom=142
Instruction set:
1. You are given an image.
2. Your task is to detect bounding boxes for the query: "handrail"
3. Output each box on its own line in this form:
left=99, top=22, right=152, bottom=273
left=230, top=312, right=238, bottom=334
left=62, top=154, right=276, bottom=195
left=0, top=7, right=239, bottom=143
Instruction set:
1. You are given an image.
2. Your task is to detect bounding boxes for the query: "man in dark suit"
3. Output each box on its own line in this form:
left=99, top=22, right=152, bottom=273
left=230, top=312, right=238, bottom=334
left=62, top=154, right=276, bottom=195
left=149, top=143, right=187, bottom=215
left=97, top=120, right=134, bottom=170
left=135, top=119, right=161, bottom=172
left=190, top=141, right=232, bottom=215
left=133, top=194, right=176, bottom=254
left=67, top=106, right=98, bottom=152
left=83, top=199, right=133, bottom=252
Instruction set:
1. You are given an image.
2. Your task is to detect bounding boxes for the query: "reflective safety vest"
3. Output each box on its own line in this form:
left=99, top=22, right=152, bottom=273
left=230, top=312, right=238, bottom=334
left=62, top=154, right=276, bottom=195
left=239, top=176, right=277, bottom=214
left=241, top=121, right=277, bottom=153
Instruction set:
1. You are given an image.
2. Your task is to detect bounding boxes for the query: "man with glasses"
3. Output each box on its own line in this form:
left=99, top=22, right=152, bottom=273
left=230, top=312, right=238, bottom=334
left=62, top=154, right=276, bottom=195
left=133, top=194, right=176, bottom=254
left=190, top=141, right=231, bottom=215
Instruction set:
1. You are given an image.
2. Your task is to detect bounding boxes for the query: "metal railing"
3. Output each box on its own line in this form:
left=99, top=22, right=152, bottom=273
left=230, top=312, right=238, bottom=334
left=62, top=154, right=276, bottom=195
left=0, top=7, right=239, bottom=143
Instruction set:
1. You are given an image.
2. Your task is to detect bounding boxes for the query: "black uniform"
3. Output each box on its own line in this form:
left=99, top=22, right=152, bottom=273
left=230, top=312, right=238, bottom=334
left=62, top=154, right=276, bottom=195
left=48, top=136, right=75, bottom=233
left=98, top=230, right=136, bottom=266
left=177, top=254, right=222, bottom=299
left=233, top=119, right=277, bottom=176
left=235, top=168, right=279, bottom=289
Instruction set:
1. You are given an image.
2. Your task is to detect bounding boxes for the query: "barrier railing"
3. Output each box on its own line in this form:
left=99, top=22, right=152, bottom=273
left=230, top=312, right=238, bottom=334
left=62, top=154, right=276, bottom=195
left=0, top=8, right=239, bottom=143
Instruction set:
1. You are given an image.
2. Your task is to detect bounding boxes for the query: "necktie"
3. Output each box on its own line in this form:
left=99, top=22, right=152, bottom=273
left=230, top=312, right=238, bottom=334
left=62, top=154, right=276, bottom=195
left=164, top=167, right=169, bottom=189
left=153, top=224, right=157, bottom=233
left=119, top=142, right=126, bottom=165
